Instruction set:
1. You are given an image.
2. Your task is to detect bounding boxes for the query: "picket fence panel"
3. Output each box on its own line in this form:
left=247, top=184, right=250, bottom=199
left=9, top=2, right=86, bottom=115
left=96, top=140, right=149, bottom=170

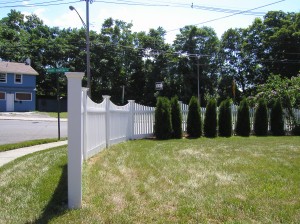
left=82, top=92, right=300, bottom=160
left=82, top=94, right=156, bottom=160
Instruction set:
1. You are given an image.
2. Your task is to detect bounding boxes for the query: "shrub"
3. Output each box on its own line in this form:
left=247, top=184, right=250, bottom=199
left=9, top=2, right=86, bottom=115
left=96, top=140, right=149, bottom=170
left=292, top=123, right=300, bottom=136
left=235, top=98, right=251, bottom=137
left=155, top=97, right=172, bottom=139
left=170, top=96, right=182, bottom=139
left=218, top=99, right=232, bottom=137
left=254, top=98, right=268, bottom=136
left=270, top=98, right=285, bottom=136
left=187, top=96, right=202, bottom=138
left=204, top=98, right=217, bottom=137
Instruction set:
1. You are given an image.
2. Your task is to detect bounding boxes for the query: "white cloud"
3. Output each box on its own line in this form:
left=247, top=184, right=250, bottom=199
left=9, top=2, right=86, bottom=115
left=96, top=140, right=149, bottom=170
left=22, top=1, right=30, bottom=5
left=51, top=9, right=86, bottom=29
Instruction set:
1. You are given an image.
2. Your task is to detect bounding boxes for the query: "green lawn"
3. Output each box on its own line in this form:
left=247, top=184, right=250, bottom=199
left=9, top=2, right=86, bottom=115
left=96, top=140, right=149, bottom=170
left=0, top=138, right=66, bottom=152
left=1, top=137, right=300, bottom=223
left=37, top=111, right=68, bottom=119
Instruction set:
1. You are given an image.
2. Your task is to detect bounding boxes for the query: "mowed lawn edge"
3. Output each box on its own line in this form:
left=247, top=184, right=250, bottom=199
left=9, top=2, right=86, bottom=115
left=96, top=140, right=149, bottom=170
left=1, top=137, right=299, bottom=223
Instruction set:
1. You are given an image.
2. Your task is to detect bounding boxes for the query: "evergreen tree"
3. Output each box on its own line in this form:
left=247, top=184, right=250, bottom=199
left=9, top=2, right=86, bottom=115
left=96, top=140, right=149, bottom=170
left=219, top=99, right=232, bottom=137
left=187, top=96, right=202, bottom=138
left=270, top=98, right=285, bottom=136
left=254, top=98, right=268, bottom=136
left=236, top=98, right=251, bottom=136
left=155, top=97, right=172, bottom=139
left=170, top=96, right=182, bottom=139
left=204, top=98, right=217, bottom=137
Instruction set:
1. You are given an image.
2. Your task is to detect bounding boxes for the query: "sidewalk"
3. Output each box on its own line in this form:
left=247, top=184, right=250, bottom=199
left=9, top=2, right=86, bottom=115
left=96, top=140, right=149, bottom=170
left=0, top=140, right=68, bottom=167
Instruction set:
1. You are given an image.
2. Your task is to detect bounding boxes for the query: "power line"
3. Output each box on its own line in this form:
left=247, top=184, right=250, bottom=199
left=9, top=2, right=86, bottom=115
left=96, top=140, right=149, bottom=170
left=0, top=0, right=79, bottom=8
left=166, top=0, right=286, bottom=33
left=94, top=0, right=266, bottom=15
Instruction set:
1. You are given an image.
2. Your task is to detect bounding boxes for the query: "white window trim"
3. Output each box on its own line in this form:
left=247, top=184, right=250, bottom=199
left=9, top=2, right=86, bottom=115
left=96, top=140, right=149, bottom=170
left=0, top=73, right=7, bottom=83
left=15, top=92, right=32, bottom=101
left=0, top=91, right=5, bottom=100
left=14, top=74, right=23, bottom=84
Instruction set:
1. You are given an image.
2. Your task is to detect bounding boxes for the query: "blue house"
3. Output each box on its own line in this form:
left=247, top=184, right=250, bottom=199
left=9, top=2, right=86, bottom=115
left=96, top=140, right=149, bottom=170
left=0, top=61, right=39, bottom=112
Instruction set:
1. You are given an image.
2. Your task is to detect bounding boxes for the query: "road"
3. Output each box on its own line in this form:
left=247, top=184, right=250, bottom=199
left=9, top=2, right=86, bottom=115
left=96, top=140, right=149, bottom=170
left=0, top=120, right=67, bottom=144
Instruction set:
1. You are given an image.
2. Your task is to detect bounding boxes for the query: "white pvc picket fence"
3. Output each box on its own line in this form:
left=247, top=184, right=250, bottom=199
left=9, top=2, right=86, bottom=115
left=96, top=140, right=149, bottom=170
left=82, top=91, right=155, bottom=160
left=83, top=96, right=300, bottom=160
left=65, top=73, right=299, bottom=209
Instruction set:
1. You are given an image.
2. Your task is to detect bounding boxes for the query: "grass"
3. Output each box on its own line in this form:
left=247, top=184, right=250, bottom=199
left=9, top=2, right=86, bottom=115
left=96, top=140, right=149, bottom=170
left=32, top=111, right=68, bottom=119
left=0, top=138, right=66, bottom=152
left=44, top=112, right=68, bottom=119
left=0, top=146, right=68, bottom=223
left=1, top=137, right=300, bottom=223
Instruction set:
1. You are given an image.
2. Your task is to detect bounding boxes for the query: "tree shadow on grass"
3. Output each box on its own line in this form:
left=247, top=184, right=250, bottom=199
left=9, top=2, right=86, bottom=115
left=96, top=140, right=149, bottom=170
left=32, top=165, right=68, bottom=223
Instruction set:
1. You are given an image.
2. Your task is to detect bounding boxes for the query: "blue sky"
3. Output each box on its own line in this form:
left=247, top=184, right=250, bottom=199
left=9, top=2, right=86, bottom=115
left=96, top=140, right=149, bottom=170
left=0, top=0, right=299, bottom=43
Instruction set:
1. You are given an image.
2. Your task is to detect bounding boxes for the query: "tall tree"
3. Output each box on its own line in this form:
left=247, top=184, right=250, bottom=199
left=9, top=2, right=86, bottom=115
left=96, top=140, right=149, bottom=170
left=173, top=26, right=219, bottom=106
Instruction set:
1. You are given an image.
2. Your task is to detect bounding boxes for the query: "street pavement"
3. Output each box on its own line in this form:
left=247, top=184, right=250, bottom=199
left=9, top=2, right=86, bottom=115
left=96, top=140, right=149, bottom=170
left=0, top=112, right=68, bottom=167
left=0, top=112, right=67, bottom=144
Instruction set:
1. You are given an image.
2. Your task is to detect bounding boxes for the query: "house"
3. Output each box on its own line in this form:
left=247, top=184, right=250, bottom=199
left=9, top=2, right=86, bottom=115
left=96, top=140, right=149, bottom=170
left=0, top=61, right=39, bottom=112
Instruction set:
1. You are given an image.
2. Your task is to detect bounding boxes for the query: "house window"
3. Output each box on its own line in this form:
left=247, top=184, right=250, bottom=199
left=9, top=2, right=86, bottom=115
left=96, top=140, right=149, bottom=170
left=15, top=74, right=22, bottom=84
left=0, top=73, right=6, bottom=83
left=15, top=92, right=32, bottom=101
left=0, top=92, right=5, bottom=100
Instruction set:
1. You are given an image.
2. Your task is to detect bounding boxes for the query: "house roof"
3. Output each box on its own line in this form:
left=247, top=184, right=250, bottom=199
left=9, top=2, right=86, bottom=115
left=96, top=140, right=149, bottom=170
left=0, top=62, right=39, bottom=76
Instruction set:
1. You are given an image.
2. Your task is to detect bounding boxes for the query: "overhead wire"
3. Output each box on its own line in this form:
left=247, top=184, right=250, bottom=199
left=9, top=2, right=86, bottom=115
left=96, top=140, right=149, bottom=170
left=93, top=0, right=266, bottom=15
left=0, top=0, right=79, bottom=8
left=0, top=0, right=266, bottom=16
left=166, top=0, right=286, bottom=33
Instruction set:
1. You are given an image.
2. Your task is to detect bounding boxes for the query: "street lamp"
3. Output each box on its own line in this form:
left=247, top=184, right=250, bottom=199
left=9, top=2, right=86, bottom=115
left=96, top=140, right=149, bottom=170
left=69, top=4, right=91, bottom=97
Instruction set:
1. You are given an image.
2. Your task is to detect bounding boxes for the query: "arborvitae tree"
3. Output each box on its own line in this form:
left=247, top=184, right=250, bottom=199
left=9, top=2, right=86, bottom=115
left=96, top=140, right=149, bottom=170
left=204, top=98, right=217, bottom=137
left=218, top=99, right=232, bottom=137
left=155, top=97, right=172, bottom=139
left=187, top=96, right=202, bottom=138
left=254, top=98, right=268, bottom=136
left=270, top=98, right=285, bottom=136
left=170, top=96, right=182, bottom=139
left=236, top=98, right=251, bottom=136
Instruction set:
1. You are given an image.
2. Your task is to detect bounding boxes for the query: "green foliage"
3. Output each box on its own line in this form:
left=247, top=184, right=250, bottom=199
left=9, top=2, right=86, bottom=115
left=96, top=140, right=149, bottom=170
left=154, top=97, right=172, bottom=139
left=218, top=99, right=232, bottom=137
left=255, top=74, right=300, bottom=128
left=170, top=96, right=182, bottom=139
left=1, top=9, right=300, bottom=105
left=255, top=75, right=300, bottom=108
left=187, top=96, right=202, bottom=138
left=254, top=98, right=269, bottom=136
left=292, top=124, right=300, bottom=136
left=270, top=98, right=285, bottom=136
left=236, top=98, right=251, bottom=137
left=204, top=98, right=217, bottom=137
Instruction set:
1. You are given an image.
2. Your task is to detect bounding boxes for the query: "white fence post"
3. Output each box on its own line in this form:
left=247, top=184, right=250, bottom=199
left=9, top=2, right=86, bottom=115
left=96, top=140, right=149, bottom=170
left=128, top=100, right=135, bottom=140
left=65, top=72, right=84, bottom=209
left=103, top=95, right=111, bottom=148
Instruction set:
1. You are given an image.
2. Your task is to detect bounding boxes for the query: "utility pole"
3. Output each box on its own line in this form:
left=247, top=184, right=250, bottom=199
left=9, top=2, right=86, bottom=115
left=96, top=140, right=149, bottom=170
left=85, top=0, right=91, bottom=97
left=197, top=55, right=200, bottom=105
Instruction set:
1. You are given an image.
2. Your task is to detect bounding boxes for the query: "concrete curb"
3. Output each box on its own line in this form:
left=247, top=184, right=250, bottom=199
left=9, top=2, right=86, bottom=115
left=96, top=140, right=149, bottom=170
left=0, top=140, right=68, bottom=167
